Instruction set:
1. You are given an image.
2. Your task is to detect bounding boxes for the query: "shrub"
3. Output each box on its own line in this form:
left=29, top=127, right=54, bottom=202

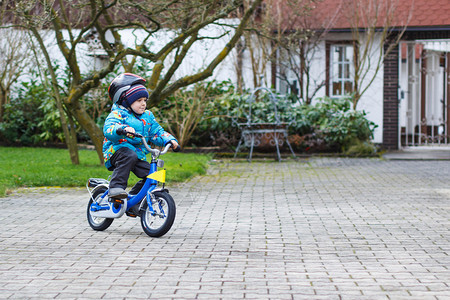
left=194, top=86, right=302, bottom=149
left=344, top=140, right=378, bottom=156
left=153, top=80, right=240, bottom=149
left=0, top=79, right=62, bottom=146
left=165, top=84, right=377, bottom=154
left=302, top=97, right=378, bottom=152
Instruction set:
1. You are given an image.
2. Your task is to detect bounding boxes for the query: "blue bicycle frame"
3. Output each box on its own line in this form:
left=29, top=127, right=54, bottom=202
left=93, top=157, right=161, bottom=213
left=90, top=130, right=175, bottom=219
left=126, top=158, right=159, bottom=211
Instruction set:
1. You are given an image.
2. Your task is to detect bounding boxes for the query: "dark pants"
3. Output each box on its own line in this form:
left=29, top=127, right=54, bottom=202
left=108, top=147, right=150, bottom=194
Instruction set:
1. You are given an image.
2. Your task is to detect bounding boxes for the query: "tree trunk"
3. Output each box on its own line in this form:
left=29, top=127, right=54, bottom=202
left=56, top=97, right=79, bottom=165
left=0, top=89, right=6, bottom=122
left=67, top=100, right=104, bottom=164
left=65, top=110, right=80, bottom=165
left=29, top=27, right=80, bottom=165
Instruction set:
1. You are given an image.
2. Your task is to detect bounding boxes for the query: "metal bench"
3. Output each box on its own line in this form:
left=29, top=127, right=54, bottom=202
left=233, top=87, right=296, bottom=162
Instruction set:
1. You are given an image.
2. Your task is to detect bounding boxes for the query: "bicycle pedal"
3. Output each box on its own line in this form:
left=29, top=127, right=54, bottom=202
left=109, top=198, right=125, bottom=204
left=126, top=212, right=138, bottom=218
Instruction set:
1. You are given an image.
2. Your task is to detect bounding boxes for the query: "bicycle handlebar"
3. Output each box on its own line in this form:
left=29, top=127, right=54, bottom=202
left=116, top=127, right=180, bottom=157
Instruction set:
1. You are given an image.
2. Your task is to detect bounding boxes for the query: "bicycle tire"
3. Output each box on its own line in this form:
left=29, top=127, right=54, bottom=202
left=87, top=186, right=114, bottom=231
left=140, top=191, right=176, bottom=237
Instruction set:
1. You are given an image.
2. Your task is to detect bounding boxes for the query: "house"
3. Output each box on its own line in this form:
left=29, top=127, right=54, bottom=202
left=264, top=0, right=450, bottom=149
left=2, top=0, right=449, bottom=151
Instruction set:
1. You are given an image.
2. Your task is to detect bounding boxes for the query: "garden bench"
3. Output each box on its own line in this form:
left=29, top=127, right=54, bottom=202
left=233, top=87, right=296, bottom=162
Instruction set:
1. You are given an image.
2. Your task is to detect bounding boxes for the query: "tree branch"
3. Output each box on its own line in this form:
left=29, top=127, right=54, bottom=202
left=153, top=0, right=263, bottom=104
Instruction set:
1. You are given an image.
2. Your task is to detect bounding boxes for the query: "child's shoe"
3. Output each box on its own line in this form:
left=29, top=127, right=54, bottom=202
left=108, top=188, right=128, bottom=199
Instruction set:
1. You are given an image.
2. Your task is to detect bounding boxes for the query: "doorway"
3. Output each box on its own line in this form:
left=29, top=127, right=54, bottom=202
left=398, top=40, right=450, bottom=147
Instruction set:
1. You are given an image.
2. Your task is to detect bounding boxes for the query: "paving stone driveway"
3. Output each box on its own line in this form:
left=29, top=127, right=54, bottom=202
left=1, top=158, right=449, bottom=299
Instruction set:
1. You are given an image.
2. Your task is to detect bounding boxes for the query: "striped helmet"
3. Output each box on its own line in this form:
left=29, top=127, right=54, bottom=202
left=108, top=73, right=146, bottom=104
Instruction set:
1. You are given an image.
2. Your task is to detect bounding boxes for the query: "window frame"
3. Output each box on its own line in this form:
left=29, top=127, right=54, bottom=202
left=326, top=41, right=357, bottom=98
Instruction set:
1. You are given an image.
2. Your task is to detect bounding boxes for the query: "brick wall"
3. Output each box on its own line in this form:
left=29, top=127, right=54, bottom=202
left=383, top=43, right=399, bottom=149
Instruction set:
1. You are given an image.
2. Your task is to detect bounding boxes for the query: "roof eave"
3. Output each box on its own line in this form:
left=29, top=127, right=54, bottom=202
left=310, top=25, right=450, bottom=33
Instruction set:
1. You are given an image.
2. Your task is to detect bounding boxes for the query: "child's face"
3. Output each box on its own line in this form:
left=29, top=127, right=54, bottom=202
left=131, top=97, right=147, bottom=114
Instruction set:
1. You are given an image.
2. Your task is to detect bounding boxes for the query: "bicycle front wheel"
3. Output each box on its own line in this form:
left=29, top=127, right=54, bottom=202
left=140, top=191, right=176, bottom=237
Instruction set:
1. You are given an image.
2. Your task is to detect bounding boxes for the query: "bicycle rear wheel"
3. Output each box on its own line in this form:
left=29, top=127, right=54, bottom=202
left=87, top=187, right=114, bottom=231
left=140, top=191, right=176, bottom=237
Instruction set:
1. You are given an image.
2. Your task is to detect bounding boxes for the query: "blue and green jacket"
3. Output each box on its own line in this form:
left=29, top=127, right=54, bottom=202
left=102, top=104, right=177, bottom=169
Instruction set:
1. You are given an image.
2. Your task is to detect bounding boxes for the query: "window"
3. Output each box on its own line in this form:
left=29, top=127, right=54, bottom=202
left=330, top=44, right=354, bottom=97
left=277, top=66, right=300, bottom=97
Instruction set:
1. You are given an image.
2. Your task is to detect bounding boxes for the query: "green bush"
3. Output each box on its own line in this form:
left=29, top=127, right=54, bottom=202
left=300, top=97, right=378, bottom=152
left=193, top=82, right=241, bottom=148
left=0, top=78, right=62, bottom=146
left=0, top=67, right=118, bottom=146
left=344, top=140, right=378, bottom=156
left=191, top=88, right=377, bottom=153
left=191, top=85, right=302, bottom=149
left=231, top=91, right=299, bottom=124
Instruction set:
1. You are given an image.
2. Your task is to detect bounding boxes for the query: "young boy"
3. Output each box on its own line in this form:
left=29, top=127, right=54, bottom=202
left=103, top=73, right=179, bottom=199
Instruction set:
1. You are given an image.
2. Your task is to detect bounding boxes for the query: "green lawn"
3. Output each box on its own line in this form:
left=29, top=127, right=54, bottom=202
left=0, top=147, right=212, bottom=197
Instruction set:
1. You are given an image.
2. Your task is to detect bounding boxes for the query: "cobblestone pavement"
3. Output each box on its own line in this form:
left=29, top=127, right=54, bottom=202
left=1, top=158, right=449, bottom=299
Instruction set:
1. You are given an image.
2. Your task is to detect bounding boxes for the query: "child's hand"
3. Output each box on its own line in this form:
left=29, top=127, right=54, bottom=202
left=124, top=127, right=135, bottom=138
left=170, top=140, right=179, bottom=149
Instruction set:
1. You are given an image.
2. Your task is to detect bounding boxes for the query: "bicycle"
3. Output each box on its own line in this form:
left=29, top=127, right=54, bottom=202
left=86, top=128, right=180, bottom=237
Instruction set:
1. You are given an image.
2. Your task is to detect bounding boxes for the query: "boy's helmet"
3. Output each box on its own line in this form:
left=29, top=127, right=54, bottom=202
left=108, top=73, right=146, bottom=104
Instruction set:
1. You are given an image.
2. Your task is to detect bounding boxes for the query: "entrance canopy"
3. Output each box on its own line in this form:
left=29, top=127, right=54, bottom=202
left=419, top=39, right=450, bottom=52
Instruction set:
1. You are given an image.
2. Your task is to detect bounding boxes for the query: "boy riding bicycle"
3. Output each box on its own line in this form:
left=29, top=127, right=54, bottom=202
left=103, top=73, right=179, bottom=199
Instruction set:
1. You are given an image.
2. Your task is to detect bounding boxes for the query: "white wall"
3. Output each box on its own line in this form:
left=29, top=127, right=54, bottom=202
left=8, top=25, right=388, bottom=144
left=17, top=20, right=243, bottom=88
left=354, top=33, right=385, bottom=144
left=274, top=32, right=385, bottom=143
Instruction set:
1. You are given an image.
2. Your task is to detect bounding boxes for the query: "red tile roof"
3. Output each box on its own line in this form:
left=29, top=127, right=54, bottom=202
left=271, top=0, right=450, bottom=31
left=406, top=0, right=450, bottom=27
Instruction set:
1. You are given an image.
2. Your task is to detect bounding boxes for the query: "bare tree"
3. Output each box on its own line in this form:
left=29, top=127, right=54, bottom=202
left=232, top=0, right=334, bottom=104
left=238, top=0, right=410, bottom=109
left=4, top=0, right=263, bottom=164
left=154, top=82, right=215, bottom=148
left=0, top=0, right=79, bottom=163
left=27, top=27, right=80, bottom=164
left=0, top=29, right=27, bottom=121
left=269, top=0, right=340, bottom=104
left=346, top=0, right=411, bottom=108
left=0, top=5, right=34, bottom=122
